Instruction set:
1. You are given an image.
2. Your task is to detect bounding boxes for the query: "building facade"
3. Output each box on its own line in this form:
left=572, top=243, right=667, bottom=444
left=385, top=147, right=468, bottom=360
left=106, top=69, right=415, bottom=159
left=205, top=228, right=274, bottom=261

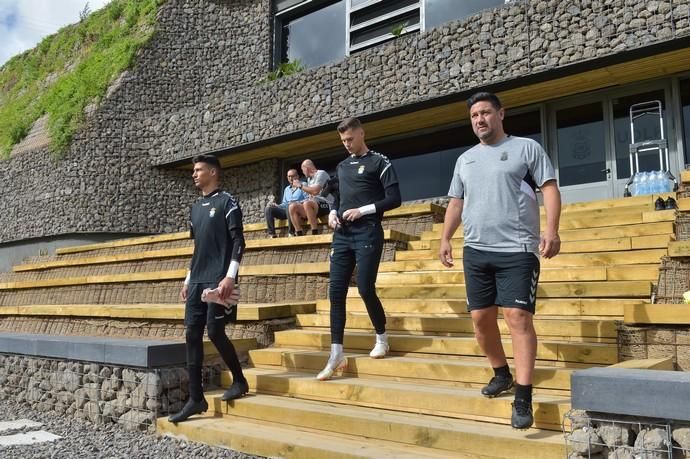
left=1, top=0, right=690, bottom=267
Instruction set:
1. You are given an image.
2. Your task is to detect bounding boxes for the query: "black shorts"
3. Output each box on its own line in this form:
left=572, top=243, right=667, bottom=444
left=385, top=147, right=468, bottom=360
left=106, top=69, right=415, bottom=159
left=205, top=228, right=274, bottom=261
left=316, top=201, right=331, bottom=217
left=184, top=282, right=237, bottom=327
left=462, top=246, right=540, bottom=314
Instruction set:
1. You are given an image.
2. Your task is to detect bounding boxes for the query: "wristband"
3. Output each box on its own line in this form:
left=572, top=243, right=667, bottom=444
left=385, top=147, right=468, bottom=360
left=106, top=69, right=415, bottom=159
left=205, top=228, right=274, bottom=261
left=184, top=271, right=190, bottom=286
left=227, top=260, right=240, bottom=278
left=358, top=204, right=376, bottom=216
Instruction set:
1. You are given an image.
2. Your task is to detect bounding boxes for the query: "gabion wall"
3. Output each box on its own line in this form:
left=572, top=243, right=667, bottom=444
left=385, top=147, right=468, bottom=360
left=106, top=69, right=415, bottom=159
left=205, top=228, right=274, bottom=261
left=0, top=354, right=221, bottom=432
left=1, top=0, right=688, bottom=244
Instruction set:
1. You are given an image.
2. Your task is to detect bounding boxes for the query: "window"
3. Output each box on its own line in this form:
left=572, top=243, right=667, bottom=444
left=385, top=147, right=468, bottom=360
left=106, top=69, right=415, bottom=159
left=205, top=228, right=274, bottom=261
left=555, top=103, right=606, bottom=187
left=274, top=0, right=347, bottom=69
left=349, top=0, right=421, bottom=53
left=612, top=90, right=667, bottom=179
left=424, top=0, right=508, bottom=31
left=272, top=1, right=515, bottom=68
left=681, top=79, right=690, bottom=167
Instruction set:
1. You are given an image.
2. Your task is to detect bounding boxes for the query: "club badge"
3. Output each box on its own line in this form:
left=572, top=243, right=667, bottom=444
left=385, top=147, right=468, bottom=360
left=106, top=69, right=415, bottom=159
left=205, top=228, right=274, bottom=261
left=358, top=165, right=365, bottom=174
left=209, top=207, right=216, bottom=217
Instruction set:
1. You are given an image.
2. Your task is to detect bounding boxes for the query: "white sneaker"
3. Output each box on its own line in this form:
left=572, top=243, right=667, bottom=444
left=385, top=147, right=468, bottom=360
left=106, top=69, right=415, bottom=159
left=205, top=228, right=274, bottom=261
left=369, top=333, right=389, bottom=359
left=316, top=354, right=347, bottom=381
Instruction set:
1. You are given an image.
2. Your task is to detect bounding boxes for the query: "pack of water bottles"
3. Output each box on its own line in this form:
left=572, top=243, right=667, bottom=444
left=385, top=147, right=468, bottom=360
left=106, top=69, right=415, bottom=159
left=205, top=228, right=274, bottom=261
left=630, top=170, right=674, bottom=196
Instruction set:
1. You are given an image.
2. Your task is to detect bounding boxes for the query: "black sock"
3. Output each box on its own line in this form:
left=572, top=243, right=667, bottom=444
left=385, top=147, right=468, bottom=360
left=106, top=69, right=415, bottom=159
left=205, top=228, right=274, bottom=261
left=188, top=365, right=204, bottom=402
left=515, top=383, right=533, bottom=403
left=493, top=364, right=511, bottom=379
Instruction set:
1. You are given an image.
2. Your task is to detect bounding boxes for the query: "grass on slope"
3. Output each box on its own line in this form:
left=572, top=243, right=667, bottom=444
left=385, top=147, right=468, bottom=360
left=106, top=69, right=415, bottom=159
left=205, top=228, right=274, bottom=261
left=0, top=0, right=164, bottom=158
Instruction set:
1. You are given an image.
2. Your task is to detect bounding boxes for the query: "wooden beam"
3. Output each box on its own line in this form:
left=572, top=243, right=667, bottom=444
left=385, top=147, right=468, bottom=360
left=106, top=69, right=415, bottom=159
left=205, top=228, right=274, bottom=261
left=624, top=303, right=690, bottom=324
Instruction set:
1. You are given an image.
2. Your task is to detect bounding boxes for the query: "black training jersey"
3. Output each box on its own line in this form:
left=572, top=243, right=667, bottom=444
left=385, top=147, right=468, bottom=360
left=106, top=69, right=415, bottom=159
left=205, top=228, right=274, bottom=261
left=335, top=150, right=400, bottom=223
left=188, top=189, right=245, bottom=284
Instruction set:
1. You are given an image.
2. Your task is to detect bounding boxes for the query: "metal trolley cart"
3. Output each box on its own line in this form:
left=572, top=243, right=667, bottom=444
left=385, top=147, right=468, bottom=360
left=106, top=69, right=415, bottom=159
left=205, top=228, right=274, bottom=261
left=623, top=100, right=678, bottom=197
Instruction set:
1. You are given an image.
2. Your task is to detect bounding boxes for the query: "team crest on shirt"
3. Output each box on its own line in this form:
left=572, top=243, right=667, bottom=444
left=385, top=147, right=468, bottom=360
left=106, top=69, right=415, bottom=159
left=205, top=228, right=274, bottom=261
left=500, top=152, right=508, bottom=161
left=209, top=207, right=216, bottom=218
left=358, top=165, right=365, bottom=174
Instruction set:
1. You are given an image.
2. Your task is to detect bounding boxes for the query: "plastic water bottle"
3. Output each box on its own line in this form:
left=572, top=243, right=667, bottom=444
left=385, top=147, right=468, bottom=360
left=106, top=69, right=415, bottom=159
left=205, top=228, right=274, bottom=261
left=638, top=172, right=649, bottom=195
left=652, top=170, right=662, bottom=194
left=631, top=173, right=641, bottom=196
left=663, top=170, right=673, bottom=192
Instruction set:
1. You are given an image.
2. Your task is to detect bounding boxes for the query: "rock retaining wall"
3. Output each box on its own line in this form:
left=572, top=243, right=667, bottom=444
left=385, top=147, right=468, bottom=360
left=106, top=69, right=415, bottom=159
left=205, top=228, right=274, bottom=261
left=0, top=354, right=221, bottom=432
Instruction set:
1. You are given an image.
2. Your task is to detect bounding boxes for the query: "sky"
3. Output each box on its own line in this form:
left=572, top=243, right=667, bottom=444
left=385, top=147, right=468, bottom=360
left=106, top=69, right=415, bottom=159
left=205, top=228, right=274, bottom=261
left=0, top=0, right=111, bottom=67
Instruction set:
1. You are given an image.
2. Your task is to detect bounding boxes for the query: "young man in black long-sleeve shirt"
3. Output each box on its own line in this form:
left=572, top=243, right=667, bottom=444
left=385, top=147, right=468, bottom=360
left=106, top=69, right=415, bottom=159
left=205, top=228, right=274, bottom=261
left=317, top=117, right=402, bottom=380
left=168, top=154, right=249, bottom=423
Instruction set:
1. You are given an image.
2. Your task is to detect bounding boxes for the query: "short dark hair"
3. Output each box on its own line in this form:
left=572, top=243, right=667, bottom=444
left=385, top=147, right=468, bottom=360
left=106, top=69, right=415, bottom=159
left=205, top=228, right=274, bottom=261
left=467, top=92, right=502, bottom=110
left=192, top=154, right=221, bottom=170
left=337, top=117, right=362, bottom=133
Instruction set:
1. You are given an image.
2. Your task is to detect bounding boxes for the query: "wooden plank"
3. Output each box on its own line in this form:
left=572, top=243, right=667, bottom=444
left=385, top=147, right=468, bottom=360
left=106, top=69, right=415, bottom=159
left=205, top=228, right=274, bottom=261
left=0, top=269, right=187, bottom=290
left=56, top=232, right=189, bottom=255
left=610, top=358, right=674, bottom=371
left=668, top=240, right=690, bottom=257
left=631, top=234, right=672, bottom=250
left=241, top=262, right=330, bottom=276
left=679, top=198, right=690, bottom=212
left=642, top=209, right=676, bottom=223
left=682, top=170, right=690, bottom=184
left=624, top=303, right=690, bottom=324
left=13, top=247, right=192, bottom=272
left=606, top=264, right=659, bottom=281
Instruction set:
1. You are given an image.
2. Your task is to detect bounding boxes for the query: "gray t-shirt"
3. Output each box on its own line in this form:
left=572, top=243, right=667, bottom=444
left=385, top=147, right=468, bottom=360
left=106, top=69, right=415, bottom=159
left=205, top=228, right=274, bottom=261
left=448, top=136, right=556, bottom=254
left=308, top=170, right=335, bottom=206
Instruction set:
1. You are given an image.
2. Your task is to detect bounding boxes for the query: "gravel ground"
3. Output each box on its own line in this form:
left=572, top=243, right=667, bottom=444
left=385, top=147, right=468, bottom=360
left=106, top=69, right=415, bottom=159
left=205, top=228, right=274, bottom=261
left=0, top=399, right=265, bottom=459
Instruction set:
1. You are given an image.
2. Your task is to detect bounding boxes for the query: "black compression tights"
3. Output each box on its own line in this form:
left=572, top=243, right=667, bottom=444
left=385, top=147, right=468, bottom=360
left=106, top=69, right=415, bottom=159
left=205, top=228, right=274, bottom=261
left=185, top=323, right=246, bottom=402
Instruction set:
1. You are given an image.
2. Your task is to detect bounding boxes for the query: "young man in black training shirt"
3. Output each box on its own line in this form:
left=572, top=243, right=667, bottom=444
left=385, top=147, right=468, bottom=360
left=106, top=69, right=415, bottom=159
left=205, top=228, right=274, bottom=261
left=168, top=154, right=249, bottom=423
left=317, top=117, right=402, bottom=380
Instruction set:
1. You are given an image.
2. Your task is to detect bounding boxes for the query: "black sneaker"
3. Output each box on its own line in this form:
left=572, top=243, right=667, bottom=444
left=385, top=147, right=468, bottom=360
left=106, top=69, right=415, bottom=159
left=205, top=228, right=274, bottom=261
left=310, top=229, right=321, bottom=235
left=221, top=379, right=249, bottom=401
left=480, top=376, right=514, bottom=398
left=665, top=197, right=677, bottom=210
left=511, top=399, right=534, bottom=429
left=655, top=197, right=666, bottom=211
left=168, top=398, right=208, bottom=423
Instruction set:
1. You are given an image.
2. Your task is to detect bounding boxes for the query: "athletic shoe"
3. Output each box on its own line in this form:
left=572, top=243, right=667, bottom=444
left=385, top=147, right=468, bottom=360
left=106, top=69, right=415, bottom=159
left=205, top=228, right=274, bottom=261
left=511, top=399, right=534, bottom=429
left=316, top=355, right=347, bottom=380
left=311, top=229, right=321, bottom=235
left=221, top=379, right=249, bottom=401
left=655, top=197, right=666, bottom=211
left=665, top=197, right=678, bottom=210
left=369, top=333, right=389, bottom=359
left=168, top=398, right=208, bottom=423
left=480, top=375, right=514, bottom=398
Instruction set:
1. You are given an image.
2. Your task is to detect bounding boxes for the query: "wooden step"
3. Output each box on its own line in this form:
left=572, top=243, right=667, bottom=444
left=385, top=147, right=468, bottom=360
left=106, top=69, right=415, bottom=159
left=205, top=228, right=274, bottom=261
left=375, top=266, right=659, bottom=284
left=234, top=368, right=570, bottom=430
left=157, top=411, right=460, bottom=459
left=624, top=303, right=690, bottom=325
left=380, top=249, right=667, bottom=272
left=421, top=221, right=674, bottom=242
left=209, top=393, right=565, bottom=459
left=273, top=329, right=617, bottom=364
left=248, top=347, right=573, bottom=391
left=350, top=281, right=652, bottom=299
left=0, top=301, right=315, bottom=321
left=296, top=312, right=617, bottom=339
left=315, top=298, right=639, bottom=317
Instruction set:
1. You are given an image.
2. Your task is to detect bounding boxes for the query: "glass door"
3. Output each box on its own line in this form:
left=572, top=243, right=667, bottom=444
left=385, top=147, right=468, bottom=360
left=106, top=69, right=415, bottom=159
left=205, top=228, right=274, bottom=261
left=550, top=100, right=612, bottom=203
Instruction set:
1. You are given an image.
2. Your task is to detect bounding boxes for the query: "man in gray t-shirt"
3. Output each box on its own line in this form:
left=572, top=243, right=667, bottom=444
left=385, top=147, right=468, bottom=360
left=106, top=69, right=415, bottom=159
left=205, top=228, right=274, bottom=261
left=289, top=159, right=334, bottom=235
left=439, top=92, right=561, bottom=430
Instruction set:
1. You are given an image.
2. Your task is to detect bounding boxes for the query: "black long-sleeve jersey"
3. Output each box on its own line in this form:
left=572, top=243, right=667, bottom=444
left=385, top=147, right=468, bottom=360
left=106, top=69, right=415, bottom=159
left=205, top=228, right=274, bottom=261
left=188, top=189, right=245, bottom=284
left=332, top=150, right=401, bottom=224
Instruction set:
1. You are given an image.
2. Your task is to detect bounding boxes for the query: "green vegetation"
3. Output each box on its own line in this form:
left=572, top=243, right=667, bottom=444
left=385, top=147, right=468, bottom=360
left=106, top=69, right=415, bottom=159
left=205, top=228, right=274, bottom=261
left=264, top=59, right=305, bottom=82
left=0, top=0, right=165, bottom=158
left=391, top=22, right=408, bottom=37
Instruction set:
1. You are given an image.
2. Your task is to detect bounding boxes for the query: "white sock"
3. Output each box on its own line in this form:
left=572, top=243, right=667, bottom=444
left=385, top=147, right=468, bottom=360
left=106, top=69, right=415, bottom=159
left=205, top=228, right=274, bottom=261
left=375, top=333, right=388, bottom=344
left=330, top=343, right=343, bottom=360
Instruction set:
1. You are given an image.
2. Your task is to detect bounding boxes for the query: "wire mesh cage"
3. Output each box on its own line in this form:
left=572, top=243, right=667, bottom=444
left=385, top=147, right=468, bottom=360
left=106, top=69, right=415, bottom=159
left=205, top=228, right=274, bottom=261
left=562, top=409, right=690, bottom=458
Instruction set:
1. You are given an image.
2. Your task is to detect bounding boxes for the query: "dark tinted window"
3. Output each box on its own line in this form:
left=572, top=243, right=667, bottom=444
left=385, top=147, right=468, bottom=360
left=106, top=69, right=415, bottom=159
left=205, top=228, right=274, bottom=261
left=280, top=1, right=346, bottom=68
left=680, top=79, right=690, bottom=167
left=424, top=0, right=507, bottom=30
